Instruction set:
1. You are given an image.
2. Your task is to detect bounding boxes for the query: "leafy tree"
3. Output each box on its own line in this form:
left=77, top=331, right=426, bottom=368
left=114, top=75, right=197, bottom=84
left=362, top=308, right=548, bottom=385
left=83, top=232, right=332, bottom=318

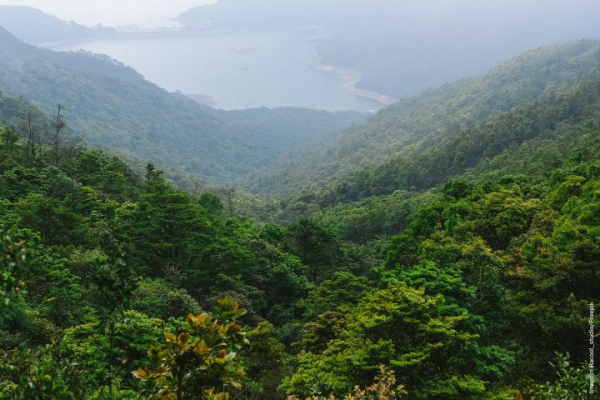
left=90, top=258, right=139, bottom=394
left=239, top=322, right=292, bottom=400
left=15, top=193, right=79, bottom=246
left=287, top=366, right=407, bottom=400
left=527, top=353, right=592, bottom=400
left=0, top=347, right=73, bottom=399
left=285, top=219, right=347, bottom=283
left=131, top=278, right=201, bottom=321
left=57, top=311, right=163, bottom=392
left=133, top=297, right=248, bottom=400
left=0, top=232, right=27, bottom=328
left=198, top=193, right=224, bottom=216
left=116, top=165, right=212, bottom=277
left=283, top=283, right=489, bottom=399
left=298, top=272, right=370, bottom=321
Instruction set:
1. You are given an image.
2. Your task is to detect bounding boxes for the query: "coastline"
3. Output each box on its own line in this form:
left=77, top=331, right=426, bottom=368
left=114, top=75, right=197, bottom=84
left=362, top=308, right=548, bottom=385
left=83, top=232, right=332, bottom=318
left=38, top=26, right=293, bottom=49
left=41, top=25, right=394, bottom=111
left=304, top=26, right=395, bottom=107
left=313, top=58, right=396, bottom=107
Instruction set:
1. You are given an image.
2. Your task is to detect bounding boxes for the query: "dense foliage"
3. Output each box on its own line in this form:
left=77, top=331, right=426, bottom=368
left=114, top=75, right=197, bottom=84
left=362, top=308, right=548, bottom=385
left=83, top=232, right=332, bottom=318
left=307, top=78, right=600, bottom=242
left=1, top=39, right=599, bottom=399
left=252, top=40, right=600, bottom=196
left=0, top=27, right=366, bottom=187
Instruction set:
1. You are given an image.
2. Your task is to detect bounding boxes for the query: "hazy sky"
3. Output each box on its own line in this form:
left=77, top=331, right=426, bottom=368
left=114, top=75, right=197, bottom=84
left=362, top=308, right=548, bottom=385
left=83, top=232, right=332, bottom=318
left=0, top=0, right=217, bottom=28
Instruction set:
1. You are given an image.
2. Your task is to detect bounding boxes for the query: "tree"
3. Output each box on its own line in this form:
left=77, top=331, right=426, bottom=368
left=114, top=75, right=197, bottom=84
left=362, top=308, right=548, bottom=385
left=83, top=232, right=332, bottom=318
left=287, top=366, right=407, bottom=400
left=298, top=272, right=370, bottom=321
left=57, top=311, right=163, bottom=394
left=0, top=232, right=27, bottom=329
left=16, top=193, right=79, bottom=246
left=239, top=322, right=292, bottom=400
left=51, top=104, right=66, bottom=166
left=0, top=126, right=20, bottom=169
left=198, top=193, right=224, bottom=216
left=285, top=219, right=347, bottom=283
left=133, top=297, right=248, bottom=400
left=131, top=278, right=201, bottom=321
left=0, top=347, right=74, bottom=399
left=527, top=353, right=592, bottom=400
left=18, top=104, right=43, bottom=164
left=116, top=165, right=212, bottom=277
left=90, top=258, right=139, bottom=395
left=283, top=283, right=489, bottom=399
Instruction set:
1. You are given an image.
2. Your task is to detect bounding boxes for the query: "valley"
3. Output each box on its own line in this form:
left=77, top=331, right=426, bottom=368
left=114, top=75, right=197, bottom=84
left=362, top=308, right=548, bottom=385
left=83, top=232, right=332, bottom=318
left=0, top=2, right=599, bottom=399
left=47, top=28, right=384, bottom=111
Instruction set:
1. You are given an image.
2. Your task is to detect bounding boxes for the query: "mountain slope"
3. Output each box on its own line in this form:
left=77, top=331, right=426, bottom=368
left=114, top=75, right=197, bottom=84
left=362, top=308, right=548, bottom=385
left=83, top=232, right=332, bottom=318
left=309, top=78, right=600, bottom=242
left=0, top=27, right=366, bottom=185
left=251, top=40, right=600, bottom=196
left=0, top=6, right=114, bottom=45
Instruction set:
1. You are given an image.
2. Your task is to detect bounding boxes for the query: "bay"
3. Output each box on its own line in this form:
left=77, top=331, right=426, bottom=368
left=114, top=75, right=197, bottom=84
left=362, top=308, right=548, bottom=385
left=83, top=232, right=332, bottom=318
left=48, top=29, right=383, bottom=111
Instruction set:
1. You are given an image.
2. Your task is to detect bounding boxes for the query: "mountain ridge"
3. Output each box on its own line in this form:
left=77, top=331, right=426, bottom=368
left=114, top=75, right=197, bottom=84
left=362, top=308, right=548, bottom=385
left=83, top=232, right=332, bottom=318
left=0, top=26, right=367, bottom=186
left=0, top=6, right=115, bottom=45
left=249, top=39, right=600, bottom=196
left=308, top=77, right=600, bottom=242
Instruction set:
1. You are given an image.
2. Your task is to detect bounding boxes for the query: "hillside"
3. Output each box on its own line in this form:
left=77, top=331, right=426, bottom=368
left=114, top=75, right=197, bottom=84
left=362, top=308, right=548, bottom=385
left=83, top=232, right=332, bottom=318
left=0, top=6, right=114, bottom=45
left=0, top=26, right=367, bottom=186
left=1, top=66, right=598, bottom=398
left=309, top=78, right=600, bottom=242
left=250, top=40, right=600, bottom=196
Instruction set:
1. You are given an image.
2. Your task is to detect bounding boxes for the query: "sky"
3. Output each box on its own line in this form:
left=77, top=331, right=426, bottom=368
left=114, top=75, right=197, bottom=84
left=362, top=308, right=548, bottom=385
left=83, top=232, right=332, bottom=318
left=0, top=0, right=217, bottom=28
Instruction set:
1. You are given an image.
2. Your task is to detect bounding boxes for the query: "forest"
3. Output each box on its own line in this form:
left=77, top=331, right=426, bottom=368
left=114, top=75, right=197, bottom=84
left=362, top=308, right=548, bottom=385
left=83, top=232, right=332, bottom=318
left=0, top=20, right=599, bottom=400
left=0, top=26, right=367, bottom=187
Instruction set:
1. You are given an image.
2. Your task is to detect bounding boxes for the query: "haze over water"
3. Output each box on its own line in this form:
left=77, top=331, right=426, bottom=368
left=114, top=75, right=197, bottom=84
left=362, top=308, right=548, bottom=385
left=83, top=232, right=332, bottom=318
left=49, top=30, right=383, bottom=111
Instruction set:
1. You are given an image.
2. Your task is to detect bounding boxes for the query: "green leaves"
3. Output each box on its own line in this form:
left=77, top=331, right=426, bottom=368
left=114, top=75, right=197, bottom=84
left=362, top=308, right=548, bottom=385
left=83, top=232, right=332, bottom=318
left=284, top=218, right=348, bottom=283
left=0, top=231, right=28, bottom=328
left=90, top=258, right=139, bottom=326
left=0, top=347, right=72, bottom=400
left=134, top=297, right=248, bottom=400
left=528, top=353, right=591, bottom=399
left=285, top=283, right=487, bottom=399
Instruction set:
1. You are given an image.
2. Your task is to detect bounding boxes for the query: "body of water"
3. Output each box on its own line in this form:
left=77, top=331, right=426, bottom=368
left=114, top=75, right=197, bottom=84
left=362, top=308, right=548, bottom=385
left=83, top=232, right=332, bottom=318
left=48, top=29, right=383, bottom=111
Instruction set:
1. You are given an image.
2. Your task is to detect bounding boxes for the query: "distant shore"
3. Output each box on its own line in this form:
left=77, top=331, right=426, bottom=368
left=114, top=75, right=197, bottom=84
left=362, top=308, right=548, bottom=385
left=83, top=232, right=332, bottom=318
left=39, top=26, right=291, bottom=49
left=42, top=26, right=392, bottom=110
left=313, top=59, right=396, bottom=107
left=303, top=27, right=395, bottom=107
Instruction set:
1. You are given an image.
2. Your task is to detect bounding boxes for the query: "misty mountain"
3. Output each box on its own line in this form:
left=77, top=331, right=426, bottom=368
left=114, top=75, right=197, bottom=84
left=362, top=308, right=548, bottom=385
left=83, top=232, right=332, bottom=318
left=0, top=86, right=50, bottom=127
left=0, top=6, right=115, bottom=45
left=0, top=26, right=366, bottom=185
left=249, top=40, right=600, bottom=196
left=311, top=76, right=600, bottom=242
left=1, top=3, right=600, bottom=398
left=179, top=0, right=600, bottom=99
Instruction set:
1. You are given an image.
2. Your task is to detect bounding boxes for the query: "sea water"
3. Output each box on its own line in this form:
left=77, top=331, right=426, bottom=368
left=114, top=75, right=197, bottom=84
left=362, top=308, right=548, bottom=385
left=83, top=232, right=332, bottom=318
left=48, top=29, right=382, bottom=111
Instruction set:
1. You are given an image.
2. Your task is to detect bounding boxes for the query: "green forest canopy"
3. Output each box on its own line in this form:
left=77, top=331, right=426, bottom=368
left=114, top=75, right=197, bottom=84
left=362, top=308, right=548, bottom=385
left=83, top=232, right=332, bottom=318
left=0, top=39, right=598, bottom=399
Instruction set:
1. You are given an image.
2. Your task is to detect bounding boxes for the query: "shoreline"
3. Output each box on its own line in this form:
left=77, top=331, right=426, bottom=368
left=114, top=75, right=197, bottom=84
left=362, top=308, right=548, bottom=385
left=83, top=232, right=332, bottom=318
left=41, top=26, right=395, bottom=110
left=38, top=26, right=297, bottom=49
left=313, top=58, right=396, bottom=107
left=303, top=26, right=395, bottom=107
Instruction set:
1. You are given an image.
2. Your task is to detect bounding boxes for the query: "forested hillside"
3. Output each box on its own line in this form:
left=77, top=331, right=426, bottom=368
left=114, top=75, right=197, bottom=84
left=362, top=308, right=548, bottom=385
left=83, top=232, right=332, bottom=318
left=1, top=40, right=599, bottom=399
left=251, top=40, right=600, bottom=195
left=0, top=27, right=366, bottom=186
left=308, top=78, right=600, bottom=241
